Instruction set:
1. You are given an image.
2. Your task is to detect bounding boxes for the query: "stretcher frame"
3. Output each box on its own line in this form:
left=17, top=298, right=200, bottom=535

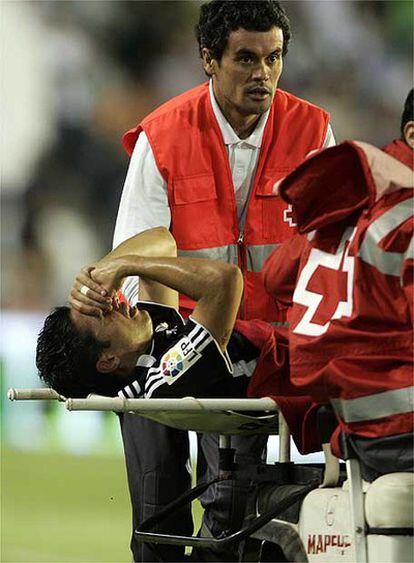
left=7, top=388, right=289, bottom=449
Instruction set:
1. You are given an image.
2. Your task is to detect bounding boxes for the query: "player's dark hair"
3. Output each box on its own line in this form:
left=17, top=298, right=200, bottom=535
left=401, top=88, right=414, bottom=137
left=36, top=306, right=120, bottom=398
left=195, top=0, right=291, bottom=61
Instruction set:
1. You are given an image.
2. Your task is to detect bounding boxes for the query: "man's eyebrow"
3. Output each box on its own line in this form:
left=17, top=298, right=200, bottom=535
left=235, top=47, right=282, bottom=56
left=235, top=48, right=256, bottom=56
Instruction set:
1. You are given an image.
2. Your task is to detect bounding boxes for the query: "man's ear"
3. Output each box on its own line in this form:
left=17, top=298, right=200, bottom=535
left=403, top=121, right=414, bottom=150
left=201, top=48, right=216, bottom=77
left=96, top=353, right=120, bottom=374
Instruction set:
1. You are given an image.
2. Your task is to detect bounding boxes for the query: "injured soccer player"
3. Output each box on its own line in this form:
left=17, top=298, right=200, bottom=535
left=36, top=227, right=271, bottom=401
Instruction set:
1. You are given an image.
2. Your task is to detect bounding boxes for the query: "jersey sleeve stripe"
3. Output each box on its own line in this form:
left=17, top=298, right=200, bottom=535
left=187, top=324, right=208, bottom=344
left=123, top=386, right=136, bottom=398
left=192, top=333, right=213, bottom=351
left=188, top=316, right=233, bottom=373
left=144, top=366, right=164, bottom=396
left=145, top=377, right=167, bottom=398
left=119, top=378, right=143, bottom=399
left=145, top=373, right=163, bottom=393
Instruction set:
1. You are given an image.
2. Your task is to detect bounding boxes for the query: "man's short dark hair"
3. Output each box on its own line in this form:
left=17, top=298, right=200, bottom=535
left=195, top=0, right=291, bottom=60
left=401, top=89, right=414, bottom=136
left=36, top=306, right=120, bottom=398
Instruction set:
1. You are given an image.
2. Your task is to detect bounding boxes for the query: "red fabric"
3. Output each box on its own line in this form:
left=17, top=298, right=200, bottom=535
left=383, top=139, right=414, bottom=170
left=123, top=82, right=329, bottom=321
left=264, top=141, right=414, bottom=442
left=270, top=395, right=323, bottom=454
left=277, top=143, right=371, bottom=234
left=234, top=318, right=322, bottom=454
left=277, top=141, right=414, bottom=234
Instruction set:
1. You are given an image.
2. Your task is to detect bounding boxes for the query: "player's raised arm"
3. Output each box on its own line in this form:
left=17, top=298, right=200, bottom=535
left=69, top=227, right=178, bottom=315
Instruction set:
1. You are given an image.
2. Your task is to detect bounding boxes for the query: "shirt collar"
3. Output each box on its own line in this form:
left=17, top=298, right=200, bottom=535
left=135, top=339, right=156, bottom=368
left=209, top=79, right=270, bottom=149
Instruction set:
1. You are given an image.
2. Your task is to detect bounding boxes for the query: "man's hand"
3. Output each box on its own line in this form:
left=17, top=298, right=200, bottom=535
left=69, top=258, right=130, bottom=316
left=90, top=257, right=128, bottom=293
left=69, top=265, right=113, bottom=317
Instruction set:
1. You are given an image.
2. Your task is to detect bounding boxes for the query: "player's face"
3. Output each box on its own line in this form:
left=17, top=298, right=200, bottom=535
left=72, top=301, right=153, bottom=360
left=208, top=26, right=284, bottom=119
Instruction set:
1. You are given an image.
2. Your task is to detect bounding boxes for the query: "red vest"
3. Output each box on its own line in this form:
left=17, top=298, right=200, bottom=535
left=124, top=82, right=329, bottom=320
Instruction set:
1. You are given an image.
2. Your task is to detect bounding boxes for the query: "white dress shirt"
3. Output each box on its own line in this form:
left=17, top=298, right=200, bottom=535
left=113, top=81, right=335, bottom=303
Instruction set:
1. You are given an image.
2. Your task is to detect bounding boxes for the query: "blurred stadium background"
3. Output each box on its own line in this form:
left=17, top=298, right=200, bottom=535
left=1, top=1, right=413, bottom=561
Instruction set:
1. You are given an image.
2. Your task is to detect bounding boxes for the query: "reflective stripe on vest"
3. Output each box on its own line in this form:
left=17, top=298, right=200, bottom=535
left=331, top=386, right=414, bottom=423
left=246, top=244, right=281, bottom=272
left=178, top=243, right=279, bottom=272
left=178, top=245, right=238, bottom=264
left=358, top=197, right=413, bottom=276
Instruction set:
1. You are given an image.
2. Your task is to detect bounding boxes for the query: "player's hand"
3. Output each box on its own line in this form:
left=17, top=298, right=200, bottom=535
left=69, top=266, right=113, bottom=317
left=89, top=258, right=127, bottom=295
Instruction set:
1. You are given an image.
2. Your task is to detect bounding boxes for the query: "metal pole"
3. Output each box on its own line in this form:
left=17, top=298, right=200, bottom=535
left=65, top=396, right=279, bottom=413
left=8, top=388, right=64, bottom=401
left=278, top=411, right=291, bottom=463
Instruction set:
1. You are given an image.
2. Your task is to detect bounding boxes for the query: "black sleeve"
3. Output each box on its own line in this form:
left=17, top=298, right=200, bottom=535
left=144, top=318, right=234, bottom=399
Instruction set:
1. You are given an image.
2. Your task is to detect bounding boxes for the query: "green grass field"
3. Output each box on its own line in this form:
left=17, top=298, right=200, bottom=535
left=2, top=449, right=132, bottom=562
left=2, top=449, right=203, bottom=563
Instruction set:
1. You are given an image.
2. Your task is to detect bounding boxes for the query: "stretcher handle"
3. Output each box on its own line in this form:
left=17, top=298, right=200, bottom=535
left=7, top=388, right=65, bottom=401
left=136, top=479, right=319, bottom=549
left=66, top=395, right=279, bottom=412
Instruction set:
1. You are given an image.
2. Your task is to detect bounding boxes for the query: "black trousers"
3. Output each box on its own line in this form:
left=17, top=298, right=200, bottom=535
left=349, top=432, right=414, bottom=482
left=119, top=413, right=267, bottom=562
left=119, top=414, right=192, bottom=562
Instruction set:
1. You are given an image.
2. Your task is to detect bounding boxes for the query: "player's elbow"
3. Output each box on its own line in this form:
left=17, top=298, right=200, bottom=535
left=215, top=264, right=244, bottom=302
left=153, top=227, right=177, bottom=257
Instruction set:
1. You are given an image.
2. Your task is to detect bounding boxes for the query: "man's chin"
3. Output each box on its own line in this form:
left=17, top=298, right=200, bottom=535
left=241, top=97, right=273, bottom=116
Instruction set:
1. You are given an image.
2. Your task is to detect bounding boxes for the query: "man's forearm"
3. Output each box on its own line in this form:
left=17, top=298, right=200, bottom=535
left=114, top=255, right=241, bottom=305
left=107, top=254, right=243, bottom=349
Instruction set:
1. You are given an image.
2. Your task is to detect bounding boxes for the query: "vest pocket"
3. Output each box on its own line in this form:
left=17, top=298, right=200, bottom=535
left=170, top=173, right=221, bottom=246
left=258, top=169, right=295, bottom=240
left=172, top=173, right=217, bottom=205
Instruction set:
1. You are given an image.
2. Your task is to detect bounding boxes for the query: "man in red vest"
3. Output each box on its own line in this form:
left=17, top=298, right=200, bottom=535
left=71, top=2, right=334, bottom=560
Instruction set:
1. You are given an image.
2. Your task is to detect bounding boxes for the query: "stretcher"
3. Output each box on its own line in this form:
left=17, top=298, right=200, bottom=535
left=8, top=388, right=414, bottom=563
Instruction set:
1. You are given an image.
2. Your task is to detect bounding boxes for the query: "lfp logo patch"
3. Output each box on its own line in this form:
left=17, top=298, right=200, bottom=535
left=161, top=350, right=184, bottom=378
left=159, top=337, right=201, bottom=385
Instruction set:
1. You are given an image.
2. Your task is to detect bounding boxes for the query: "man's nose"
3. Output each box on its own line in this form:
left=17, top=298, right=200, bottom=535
left=251, top=61, right=270, bottom=81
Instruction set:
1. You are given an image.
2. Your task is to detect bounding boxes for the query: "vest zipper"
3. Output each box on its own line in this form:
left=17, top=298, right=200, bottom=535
left=237, top=232, right=246, bottom=318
